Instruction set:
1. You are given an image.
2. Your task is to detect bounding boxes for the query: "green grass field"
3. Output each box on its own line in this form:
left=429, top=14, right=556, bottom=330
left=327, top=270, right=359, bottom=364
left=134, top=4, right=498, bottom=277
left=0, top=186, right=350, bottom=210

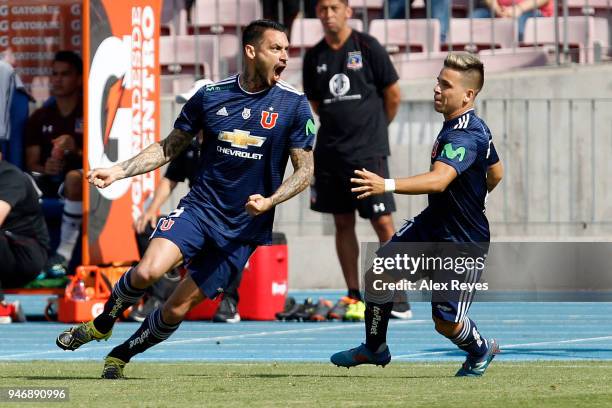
left=1, top=361, right=612, bottom=407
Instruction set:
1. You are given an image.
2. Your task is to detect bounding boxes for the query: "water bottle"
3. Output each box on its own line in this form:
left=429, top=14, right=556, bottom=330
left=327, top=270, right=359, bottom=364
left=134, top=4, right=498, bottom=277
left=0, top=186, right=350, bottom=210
left=71, top=279, right=87, bottom=301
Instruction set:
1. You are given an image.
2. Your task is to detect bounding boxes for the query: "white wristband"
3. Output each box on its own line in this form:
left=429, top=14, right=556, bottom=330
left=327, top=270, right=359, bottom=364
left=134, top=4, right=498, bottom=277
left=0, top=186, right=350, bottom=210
left=384, top=178, right=396, bottom=193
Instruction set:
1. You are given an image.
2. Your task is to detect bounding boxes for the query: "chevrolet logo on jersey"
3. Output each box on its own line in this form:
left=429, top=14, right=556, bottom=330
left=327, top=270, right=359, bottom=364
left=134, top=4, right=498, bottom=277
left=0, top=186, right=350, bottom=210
left=218, top=129, right=266, bottom=149
left=217, top=129, right=265, bottom=160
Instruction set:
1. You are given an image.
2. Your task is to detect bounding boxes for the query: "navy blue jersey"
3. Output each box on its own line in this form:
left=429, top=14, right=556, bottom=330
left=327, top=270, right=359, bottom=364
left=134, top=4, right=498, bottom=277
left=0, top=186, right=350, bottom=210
left=424, top=109, right=499, bottom=242
left=173, top=75, right=315, bottom=245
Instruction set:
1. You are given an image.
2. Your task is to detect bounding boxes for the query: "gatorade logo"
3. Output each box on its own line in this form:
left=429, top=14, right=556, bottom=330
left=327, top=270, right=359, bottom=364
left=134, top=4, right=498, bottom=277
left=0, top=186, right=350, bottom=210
left=91, top=302, right=105, bottom=317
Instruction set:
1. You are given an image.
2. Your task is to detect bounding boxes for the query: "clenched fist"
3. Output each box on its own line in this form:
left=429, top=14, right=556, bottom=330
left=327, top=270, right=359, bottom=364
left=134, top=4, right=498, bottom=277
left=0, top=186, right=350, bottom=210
left=245, top=194, right=273, bottom=216
left=87, top=165, right=124, bottom=188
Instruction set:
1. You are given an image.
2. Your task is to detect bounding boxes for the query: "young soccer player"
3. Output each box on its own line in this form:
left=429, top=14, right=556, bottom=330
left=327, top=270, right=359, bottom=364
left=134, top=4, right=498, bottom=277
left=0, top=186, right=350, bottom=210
left=331, top=52, right=504, bottom=377
left=55, top=20, right=315, bottom=379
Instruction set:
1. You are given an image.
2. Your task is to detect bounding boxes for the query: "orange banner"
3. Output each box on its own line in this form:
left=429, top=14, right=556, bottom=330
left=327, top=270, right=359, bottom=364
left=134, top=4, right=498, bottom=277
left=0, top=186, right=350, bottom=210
left=83, top=0, right=160, bottom=265
left=0, top=0, right=82, bottom=102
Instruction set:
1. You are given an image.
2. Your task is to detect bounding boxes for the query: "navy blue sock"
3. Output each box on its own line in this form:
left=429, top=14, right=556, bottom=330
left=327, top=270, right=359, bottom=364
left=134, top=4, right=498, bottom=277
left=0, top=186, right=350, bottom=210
left=449, top=317, right=488, bottom=358
left=94, top=268, right=146, bottom=333
left=364, top=301, right=393, bottom=353
left=108, top=308, right=180, bottom=362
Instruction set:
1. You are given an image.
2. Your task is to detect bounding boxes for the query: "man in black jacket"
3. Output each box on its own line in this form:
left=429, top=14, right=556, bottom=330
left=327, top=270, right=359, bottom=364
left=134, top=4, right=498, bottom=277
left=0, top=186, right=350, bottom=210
left=0, top=150, right=50, bottom=323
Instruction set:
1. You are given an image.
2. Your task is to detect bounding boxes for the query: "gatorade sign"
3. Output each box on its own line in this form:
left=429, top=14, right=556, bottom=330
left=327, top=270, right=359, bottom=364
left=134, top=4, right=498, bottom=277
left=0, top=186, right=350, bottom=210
left=0, top=1, right=81, bottom=100
left=83, top=0, right=161, bottom=264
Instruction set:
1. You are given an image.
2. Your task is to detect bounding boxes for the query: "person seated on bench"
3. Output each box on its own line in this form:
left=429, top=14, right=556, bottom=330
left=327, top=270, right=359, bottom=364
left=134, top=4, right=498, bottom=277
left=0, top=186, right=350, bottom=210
left=0, top=149, right=50, bottom=323
left=24, top=51, right=83, bottom=277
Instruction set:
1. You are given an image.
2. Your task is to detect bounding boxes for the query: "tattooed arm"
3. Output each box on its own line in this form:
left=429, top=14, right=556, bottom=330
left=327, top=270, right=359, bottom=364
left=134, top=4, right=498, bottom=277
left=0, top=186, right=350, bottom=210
left=88, top=129, right=194, bottom=188
left=245, top=147, right=314, bottom=216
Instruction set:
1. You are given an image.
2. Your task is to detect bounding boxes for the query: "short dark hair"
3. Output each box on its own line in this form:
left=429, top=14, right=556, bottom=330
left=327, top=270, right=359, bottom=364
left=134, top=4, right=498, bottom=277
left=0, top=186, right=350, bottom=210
left=242, top=19, right=287, bottom=47
left=54, top=50, right=83, bottom=75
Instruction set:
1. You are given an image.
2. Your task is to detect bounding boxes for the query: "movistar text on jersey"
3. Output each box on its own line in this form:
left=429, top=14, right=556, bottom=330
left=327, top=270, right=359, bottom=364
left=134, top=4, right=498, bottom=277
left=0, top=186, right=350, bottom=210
left=372, top=254, right=486, bottom=275
left=217, top=145, right=263, bottom=160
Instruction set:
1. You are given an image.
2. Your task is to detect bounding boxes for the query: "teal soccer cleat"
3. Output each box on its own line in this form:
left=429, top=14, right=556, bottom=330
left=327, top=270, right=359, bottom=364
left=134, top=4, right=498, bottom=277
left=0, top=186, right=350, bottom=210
left=331, top=343, right=391, bottom=368
left=455, top=338, right=500, bottom=377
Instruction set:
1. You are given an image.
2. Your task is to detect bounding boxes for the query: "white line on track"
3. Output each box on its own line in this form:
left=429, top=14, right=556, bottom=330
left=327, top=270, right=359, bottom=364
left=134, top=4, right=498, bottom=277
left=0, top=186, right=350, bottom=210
left=394, top=335, right=612, bottom=359
left=0, top=320, right=427, bottom=360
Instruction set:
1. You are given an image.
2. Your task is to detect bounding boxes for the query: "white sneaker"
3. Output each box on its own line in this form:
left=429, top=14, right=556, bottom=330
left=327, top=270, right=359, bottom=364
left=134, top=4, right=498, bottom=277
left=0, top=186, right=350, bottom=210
left=390, top=309, right=413, bottom=320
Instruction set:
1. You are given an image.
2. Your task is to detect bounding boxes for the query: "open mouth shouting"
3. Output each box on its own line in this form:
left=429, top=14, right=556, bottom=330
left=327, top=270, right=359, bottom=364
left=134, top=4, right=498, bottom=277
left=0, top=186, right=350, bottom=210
left=273, top=64, right=286, bottom=82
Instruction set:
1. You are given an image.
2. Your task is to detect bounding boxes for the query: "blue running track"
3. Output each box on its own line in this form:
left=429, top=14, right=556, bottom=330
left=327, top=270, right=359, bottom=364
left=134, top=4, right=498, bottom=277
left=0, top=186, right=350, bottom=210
left=1, top=291, right=611, bottom=362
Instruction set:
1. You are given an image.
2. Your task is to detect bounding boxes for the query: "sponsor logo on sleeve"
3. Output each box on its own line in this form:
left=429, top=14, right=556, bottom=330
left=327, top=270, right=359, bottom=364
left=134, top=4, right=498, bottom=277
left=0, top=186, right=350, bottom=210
left=441, top=143, right=466, bottom=162
left=306, top=118, right=316, bottom=136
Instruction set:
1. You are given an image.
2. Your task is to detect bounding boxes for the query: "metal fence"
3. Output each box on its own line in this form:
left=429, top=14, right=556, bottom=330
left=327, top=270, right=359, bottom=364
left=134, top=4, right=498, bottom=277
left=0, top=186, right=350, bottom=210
left=160, top=0, right=612, bottom=87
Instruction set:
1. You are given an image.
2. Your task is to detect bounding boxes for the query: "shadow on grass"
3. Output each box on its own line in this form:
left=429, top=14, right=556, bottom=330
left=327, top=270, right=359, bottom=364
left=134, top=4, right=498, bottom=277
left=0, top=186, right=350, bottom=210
left=179, top=373, right=449, bottom=379
left=2, top=375, right=146, bottom=380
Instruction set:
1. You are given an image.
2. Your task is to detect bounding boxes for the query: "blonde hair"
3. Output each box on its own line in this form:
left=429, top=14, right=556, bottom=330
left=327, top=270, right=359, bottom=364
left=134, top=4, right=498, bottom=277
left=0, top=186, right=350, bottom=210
left=444, top=52, right=484, bottom=92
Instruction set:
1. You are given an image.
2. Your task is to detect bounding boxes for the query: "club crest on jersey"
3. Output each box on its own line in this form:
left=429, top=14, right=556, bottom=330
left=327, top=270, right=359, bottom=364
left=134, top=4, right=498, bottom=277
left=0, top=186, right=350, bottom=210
left=431, top=140, right=439, bottom=159
left=159, top=218, right=174, bottom=231
left=347, top=51, right=363, bottom=70
left=260, top=110, right=278, bottom=129
left=242, top=108, right=251, bottom=120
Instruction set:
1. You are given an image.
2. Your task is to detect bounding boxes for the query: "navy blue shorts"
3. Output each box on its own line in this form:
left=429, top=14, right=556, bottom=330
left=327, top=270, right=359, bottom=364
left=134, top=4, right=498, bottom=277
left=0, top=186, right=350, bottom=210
left=380, top=215, right=486, bottom=323
left=150, top=205, right=256, bottom=299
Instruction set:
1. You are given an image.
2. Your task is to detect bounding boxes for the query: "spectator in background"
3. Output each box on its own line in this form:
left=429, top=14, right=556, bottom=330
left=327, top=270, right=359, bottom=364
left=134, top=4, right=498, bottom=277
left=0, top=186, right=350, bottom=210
left=471, top=0, right=553, bottom=41
left=0, top=149, right=50, bottom=323
left=389, top=0, right=450, bottom=43
left=24, top=51, right=83, bottom=277
left=304, top=0, right=411, bottom=321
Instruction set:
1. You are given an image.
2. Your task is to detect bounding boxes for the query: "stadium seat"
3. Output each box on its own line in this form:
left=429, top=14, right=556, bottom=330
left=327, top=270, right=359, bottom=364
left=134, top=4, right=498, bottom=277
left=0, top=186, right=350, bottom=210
left=369, top=19, right=441, bottom=54
left=289, top=18, right=364, bottom=54
left=447, top=18, right=516, bottom=51
left=478, top=47, right=548, bottom=72
left=399, top=0, right=471, bottom=19
left=450, top=0, right=471, bottom=18
left=349, top=0, right=384, bottom=7
left=160, top=0, right=188, bottom=35
left=567, top=0, right=612, bottom=17
left=390, top=51, right=448, bottom=80
left=159, top=34, right=239, bottom=82
left=160, top=74, right=200, bottom=95
left=189, top=0, right=262, bottom=34
left=348, top=0, right=384, bottom=28
left=522, top=16, right=609, bottom=63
